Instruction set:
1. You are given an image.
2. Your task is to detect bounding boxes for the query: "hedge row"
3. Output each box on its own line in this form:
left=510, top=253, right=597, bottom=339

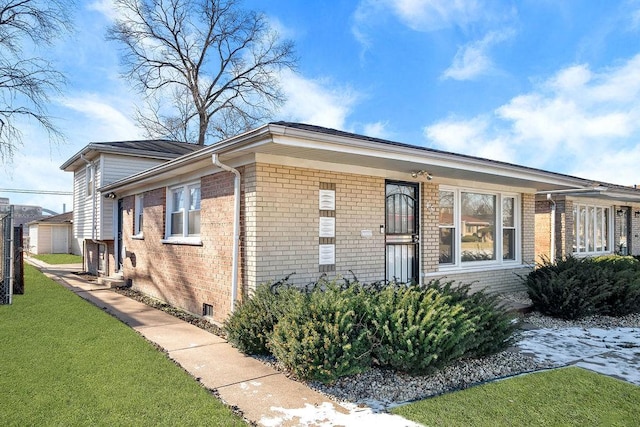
left=524, top=255, right=640, bottom=320
left=224, top=278, right=516, bottom=384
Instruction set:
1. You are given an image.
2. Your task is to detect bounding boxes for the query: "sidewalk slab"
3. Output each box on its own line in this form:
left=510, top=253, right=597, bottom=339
left=168, top=344, right=350, bottom=426
left=135, top=322, right=226, bottom=351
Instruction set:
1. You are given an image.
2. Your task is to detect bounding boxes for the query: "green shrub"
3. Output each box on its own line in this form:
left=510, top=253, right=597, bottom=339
left=269, top=281, right=372, bottom=384
left=524, top=255, right=640, bottom=319
left=224, top=279, right=303, bottom=355
left=427, top=281, right=517, bottom=357
left=370, top=284, right=475, bottom=374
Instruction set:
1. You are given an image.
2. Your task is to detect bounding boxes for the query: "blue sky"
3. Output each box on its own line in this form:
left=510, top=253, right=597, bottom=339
left=3, top=0, right=640, bottom=212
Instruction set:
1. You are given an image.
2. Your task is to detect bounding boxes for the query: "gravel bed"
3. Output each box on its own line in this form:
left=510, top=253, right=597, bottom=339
left=522, top=311, right=640, bottom=329
left=111, top=287, right=639, bottom=409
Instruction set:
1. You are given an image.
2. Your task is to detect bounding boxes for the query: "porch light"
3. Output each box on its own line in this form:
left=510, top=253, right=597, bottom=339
left=616, top=209, right=624, bottom=216
left=635, top=211, right=640, bottom=218
left=105, top=192, right=117, bottom=199
left=411, top=170, right=432, bottom=180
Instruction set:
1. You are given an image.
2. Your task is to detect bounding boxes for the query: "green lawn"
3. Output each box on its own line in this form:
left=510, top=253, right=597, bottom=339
left=392, top=367, right=640, bottom=426
left=31, top=253, right=83, bottom=264
left=0, top=264, right=245, bottom=426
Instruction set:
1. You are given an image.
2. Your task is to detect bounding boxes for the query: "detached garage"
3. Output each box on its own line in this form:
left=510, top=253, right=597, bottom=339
left=28, top=212, right=80, bottom=255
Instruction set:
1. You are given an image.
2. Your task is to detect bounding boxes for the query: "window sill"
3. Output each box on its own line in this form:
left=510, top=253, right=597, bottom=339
left=132, top=233, right=144, bottom=240
left=431, top=261, right=527, bottom=275
left=161, top=237, right=203, bottom=246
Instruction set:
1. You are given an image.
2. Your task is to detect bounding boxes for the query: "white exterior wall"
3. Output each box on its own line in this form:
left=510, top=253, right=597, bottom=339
left=28, top=224, right=77, bottom=254
left=73, top=166, right=93, bottom=239
left=28, top=224, right=39, bottom=254
left=72, top=154, right=169, bottom=240
left=98, top=155, right=165, bottom=240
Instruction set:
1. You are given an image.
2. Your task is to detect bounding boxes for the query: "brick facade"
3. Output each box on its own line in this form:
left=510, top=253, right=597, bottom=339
left=120, top=162, right=543, bottom=322
left=535, top=196, right=640, bottom=260
left=121, top=172, right=240, bottom=322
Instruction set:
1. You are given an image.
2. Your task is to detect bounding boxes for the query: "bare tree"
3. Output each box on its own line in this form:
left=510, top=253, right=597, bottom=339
left=0, top=0, right=72, bottom=162
left=108, top=0, right=296, bottom=145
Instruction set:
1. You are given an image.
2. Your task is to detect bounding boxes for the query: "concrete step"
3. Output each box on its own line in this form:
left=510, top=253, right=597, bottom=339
left=97, top=276, right=126, bottom=288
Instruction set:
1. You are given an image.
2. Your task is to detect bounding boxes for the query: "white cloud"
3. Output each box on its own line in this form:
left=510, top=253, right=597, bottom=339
left=87, top=0, right=119, bottom=21
left=388, top=0, right=484, bottom=31
left=278, top=70, right=360, bottom=130
left=425, top=53, right=640, bottom=185
left=442, top=29, right=515, bottom=80
left=352, top=0, right=487, bottom=55
left=362, top=121, right=390, bottom=139
left=60, top=94, right=142, bottom=142
left=425, top=115, right=514, bottom=162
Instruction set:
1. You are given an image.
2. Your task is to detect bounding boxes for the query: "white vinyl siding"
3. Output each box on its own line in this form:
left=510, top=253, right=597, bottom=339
left=73, top=167, right=93, bottom=239
left=97, top=155, right=168, bottom=240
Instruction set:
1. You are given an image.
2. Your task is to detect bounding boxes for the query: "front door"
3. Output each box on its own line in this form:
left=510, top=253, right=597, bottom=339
left=385, top=181, right=419, bottom=283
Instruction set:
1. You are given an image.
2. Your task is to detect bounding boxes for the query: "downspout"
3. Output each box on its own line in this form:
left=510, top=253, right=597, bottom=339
left=212, top=153, right=240, bottom=313
left=547, top=194, right=556, bottom=261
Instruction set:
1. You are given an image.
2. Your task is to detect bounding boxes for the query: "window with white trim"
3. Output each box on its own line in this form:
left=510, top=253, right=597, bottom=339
left=167, top=183, right=201, bottom=238
left=572, top=203, right=610, bottom=255
left=438, top=187, right=520, bottom=267
left=134, top=194, right=144, bottom=236
left=86, top=165, right=94, bottom=197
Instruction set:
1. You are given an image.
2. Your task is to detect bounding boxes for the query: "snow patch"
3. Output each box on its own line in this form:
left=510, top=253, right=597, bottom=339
left=518, top=327, right=640, bottom=385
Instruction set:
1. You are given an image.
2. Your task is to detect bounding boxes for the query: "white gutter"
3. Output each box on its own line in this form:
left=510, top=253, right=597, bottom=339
left=547, top=194, right=556, bottom=261
left=212, top=153, right=240, bottom=313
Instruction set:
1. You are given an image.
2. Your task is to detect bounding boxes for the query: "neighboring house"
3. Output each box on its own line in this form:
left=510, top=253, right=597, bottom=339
left=60, top=140, right=201, bottom=276
left=97, top=122, right=640, bottom=324
left=27, top=212, right=79, bottom=255
left=535, top=186, right=640, bottom=261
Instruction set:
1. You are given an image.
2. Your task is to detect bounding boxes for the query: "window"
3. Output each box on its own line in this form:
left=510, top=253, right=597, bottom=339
left=572, top=203, right=610, bottom=255
left=86, top=165, right=94, bottom=197
left=502, top=197, right=516, bottom=260
left=438, top=191, right=455, bottom=264
left=166, top=182, right=201, bottom=240
left=134, top=194, right=144, bottom=236
left=438, top=187, right=519, bottom=267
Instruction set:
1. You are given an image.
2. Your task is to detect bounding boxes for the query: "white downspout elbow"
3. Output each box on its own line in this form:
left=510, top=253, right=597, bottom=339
left=212, top=153, right=241, bottom=313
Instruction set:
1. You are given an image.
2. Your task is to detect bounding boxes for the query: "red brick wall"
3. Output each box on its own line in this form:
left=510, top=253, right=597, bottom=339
left=84, top=239, right=114, bottom=275
left=121, top=171, right=239, bottom=323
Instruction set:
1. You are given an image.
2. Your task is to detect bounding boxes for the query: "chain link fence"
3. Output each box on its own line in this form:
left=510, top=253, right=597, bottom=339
left=1, top=207, right=24, bottom=305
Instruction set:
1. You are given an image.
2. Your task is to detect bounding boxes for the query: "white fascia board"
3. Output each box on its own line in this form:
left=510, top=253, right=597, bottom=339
left=269, top=132, right=589, bottom=189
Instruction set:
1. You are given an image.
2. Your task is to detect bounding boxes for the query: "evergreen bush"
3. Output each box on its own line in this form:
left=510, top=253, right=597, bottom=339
left=269, top=280, right=372, bottom=384
left=224, top=279, right=303, bottom=355
left=370, top=284, right=475, bottom=374
left=427, top=280, right=517, bottom=357
left=525, top=255, right=640, bottom=319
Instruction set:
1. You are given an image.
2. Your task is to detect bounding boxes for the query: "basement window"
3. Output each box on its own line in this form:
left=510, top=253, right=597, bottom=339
left=203, top=303, right=214, bottom=317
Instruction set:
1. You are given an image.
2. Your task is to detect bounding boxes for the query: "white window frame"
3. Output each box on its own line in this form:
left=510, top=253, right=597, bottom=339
left=438, top=186, right=521, bottom=271
left=572, top=202, right=612, bottom=256
left=133, top=194, right=144, bottom=238
left=86, top=164, right=94, bottom=198
left=163, top=182, right=202, bottom=245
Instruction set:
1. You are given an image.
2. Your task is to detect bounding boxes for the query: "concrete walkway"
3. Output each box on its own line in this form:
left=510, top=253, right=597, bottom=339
left=26, top=258, right=419, bottom=427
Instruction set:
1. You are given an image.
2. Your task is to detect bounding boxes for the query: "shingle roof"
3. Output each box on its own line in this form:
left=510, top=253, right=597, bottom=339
left=88, top=139, right=201, bottom=157
left=61, top=139, right=202, bottom=171
left=31, top=211, right=73, bottom=224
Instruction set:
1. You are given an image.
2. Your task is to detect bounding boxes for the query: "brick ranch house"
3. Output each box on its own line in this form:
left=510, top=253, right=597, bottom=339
left=535, top=186, right=640, bottom=261
left=91, top=122, right=640, bottom=324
